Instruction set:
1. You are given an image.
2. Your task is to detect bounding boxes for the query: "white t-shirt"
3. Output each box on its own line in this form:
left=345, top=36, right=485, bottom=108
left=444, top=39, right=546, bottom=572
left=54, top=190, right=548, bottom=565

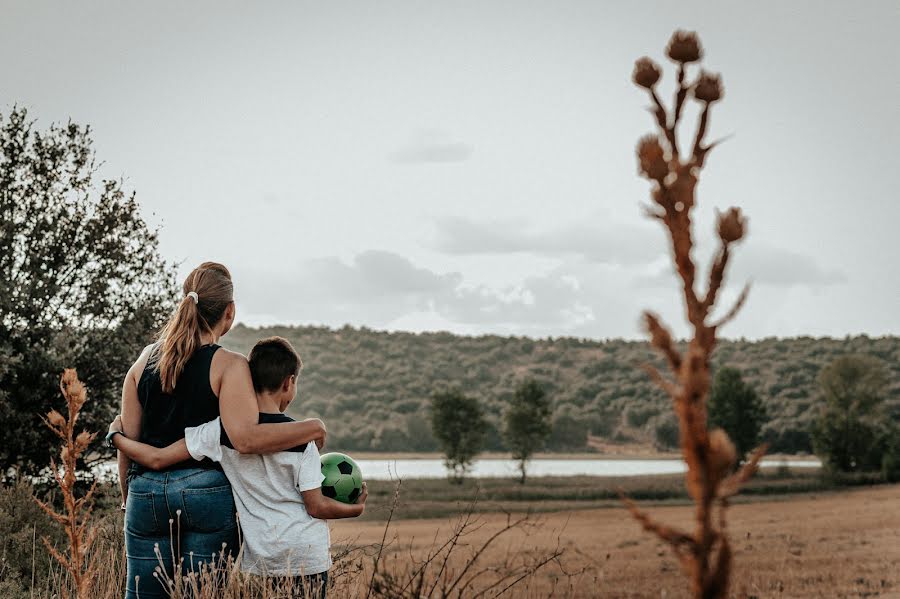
left=185, top=415, right=332, bottom=576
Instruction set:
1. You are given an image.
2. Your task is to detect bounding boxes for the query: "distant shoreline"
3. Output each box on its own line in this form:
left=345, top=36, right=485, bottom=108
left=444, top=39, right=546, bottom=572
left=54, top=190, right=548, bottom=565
left=229, top=322, right=899, bottom=344
left=339, top=451, right=819, bottom=462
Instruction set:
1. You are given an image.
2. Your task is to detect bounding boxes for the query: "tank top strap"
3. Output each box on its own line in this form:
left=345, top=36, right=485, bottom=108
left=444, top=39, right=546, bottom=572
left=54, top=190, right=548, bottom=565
left=197, top=343, right=222, bottom=363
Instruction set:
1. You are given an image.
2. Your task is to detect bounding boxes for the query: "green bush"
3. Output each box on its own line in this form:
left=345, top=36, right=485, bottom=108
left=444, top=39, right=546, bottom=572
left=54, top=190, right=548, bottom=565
left=654, top=417, right=679, bottom=450
left=430, top=389, right=487, bottom=482
left=811, top=356, right=891, bottom=472
left=503, top=379, right=552, bottom=483
left=0, top=481, right=62, bottom=597
left=882, top=432, right=900, bottom=483
left=708, top=367, right=767, bottom=458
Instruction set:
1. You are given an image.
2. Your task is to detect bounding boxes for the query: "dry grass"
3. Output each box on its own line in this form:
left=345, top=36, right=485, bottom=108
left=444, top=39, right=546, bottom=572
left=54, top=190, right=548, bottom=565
left=23, top=482, right=899, bottom=597
left=336, top=484, right=900, bottom=598
left=34, top=488, right=566, bottom=599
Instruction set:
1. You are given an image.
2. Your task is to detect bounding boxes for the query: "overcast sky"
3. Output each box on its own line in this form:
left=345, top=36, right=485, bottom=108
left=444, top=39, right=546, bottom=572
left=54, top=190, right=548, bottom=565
left=3, top=1, right=898, bottom=339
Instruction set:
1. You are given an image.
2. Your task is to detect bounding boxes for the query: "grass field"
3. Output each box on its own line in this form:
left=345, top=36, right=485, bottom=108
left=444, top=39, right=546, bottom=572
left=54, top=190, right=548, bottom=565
left=355, top=467, right=874, bottom=521
left=333, top=483, right=900, bottom=598
left=7, top=470, right=895, bottom=597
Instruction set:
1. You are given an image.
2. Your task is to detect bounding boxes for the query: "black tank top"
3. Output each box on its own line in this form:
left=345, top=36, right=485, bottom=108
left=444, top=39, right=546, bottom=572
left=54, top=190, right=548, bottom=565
left=132, top=344, right=223, bottom=473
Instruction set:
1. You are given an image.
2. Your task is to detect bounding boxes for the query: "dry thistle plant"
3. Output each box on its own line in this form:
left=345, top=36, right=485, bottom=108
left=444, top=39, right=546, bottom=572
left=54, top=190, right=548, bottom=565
left=614, top=30, right=767, bottom=599
left=33, top=369, right=101, bottom=598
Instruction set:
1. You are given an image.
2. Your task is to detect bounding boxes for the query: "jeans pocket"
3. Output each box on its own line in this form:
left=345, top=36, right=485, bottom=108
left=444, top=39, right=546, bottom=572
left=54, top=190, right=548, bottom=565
left=125, top=491, right=159, bottom=537
left=181, top=485, right=236, bottom=534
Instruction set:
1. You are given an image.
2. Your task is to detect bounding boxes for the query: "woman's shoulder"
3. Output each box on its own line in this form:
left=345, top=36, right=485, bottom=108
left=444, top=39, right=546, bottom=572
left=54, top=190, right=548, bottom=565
left=132, top=343, right=157, bottom=372
left=209, top=347, right=252, bottom=393
left=210, top=346, right=251, bottom=376
left=213, top=346, right=249, bottom=364
left=126, top=343, right=158, bottom=386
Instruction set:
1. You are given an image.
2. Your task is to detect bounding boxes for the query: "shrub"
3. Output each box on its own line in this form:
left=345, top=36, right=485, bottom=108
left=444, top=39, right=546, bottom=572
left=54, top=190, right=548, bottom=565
left=811, top=355, right=891, bottom=472
left=654, top=418, right=680, bottom=450
left=430, top=390, right=487, bottom=483
left=0, top=481, right=62, bottom=598
left=882, top=431, right=900, bottom=483
left=708, top=367, right=767, bottom=459
left=503, top=379, right=552, bottom=483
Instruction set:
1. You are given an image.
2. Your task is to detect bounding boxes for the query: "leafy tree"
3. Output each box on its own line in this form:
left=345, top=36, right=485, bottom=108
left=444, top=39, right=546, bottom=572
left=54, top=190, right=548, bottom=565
left=430, top=389, right=487, bottom=483
left=708, top=367, right=767, bottom=459
left=654, top=417, right=680, bottom=450
left=882, top=434, right=900, bottom=483
left=405, top=413, right=439, bottom=452
left=547, top=411, right=589, bottom=451
left=811, top=355, right=890, bottom=472
left=503, top=379, right=552, bottom=483
left=0, top=107, right=174, bottom=476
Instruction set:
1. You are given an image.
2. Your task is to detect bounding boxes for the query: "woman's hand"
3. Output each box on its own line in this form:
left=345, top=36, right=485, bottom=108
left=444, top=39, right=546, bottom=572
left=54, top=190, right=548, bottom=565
left=301, top=418, right=327, bottom=450
left=109, top=414, right=124, bottom=436
left=217, top=351, right=328, bottom=454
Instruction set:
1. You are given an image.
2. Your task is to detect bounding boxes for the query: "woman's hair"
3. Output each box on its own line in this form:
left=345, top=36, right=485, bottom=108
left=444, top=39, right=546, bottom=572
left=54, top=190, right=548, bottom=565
left=153, top=262, right=234, bottom=393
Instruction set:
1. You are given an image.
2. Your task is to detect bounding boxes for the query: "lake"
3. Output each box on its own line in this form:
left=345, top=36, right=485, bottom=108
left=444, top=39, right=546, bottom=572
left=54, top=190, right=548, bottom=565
left=95, top=457, right=820, bottom=481
left=349, top=457, right=820, bottom=480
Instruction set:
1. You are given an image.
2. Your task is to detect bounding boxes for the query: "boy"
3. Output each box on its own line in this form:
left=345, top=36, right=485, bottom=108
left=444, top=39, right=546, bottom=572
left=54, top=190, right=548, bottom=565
left=109, top=336, right=365, bottom=598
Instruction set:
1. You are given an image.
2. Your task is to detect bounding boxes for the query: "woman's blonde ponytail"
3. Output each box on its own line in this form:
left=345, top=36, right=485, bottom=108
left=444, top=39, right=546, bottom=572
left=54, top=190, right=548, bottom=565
left=153, top=262, right=233, bottom=393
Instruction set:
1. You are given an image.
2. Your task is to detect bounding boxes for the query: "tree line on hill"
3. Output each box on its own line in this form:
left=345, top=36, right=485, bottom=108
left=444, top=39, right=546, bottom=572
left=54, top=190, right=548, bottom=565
left=220, top=324, right=899, bottom=458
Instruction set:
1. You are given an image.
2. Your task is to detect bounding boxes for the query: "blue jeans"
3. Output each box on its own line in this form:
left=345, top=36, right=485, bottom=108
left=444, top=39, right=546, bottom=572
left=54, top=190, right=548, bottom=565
left=124, top=467, right=238, bottom=599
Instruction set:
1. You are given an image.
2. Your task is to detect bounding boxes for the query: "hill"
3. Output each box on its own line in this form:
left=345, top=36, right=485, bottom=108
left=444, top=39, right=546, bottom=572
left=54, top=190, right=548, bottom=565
left=221, top=325, right=900, bottom=454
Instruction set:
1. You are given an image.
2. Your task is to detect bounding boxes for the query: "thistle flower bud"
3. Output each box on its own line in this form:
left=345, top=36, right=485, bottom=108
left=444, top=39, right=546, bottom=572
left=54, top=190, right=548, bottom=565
left=694, top=71, right=723, bottom=103
left=636, top=135, right=668, bottom=182
left=61, top=368, right=78, bottom=388
left=717, top=207, right=746, bottom=243
left=47, top=409, right=66, bottom=428
left=75, top=431, right=95, bottom=452
left=632, top=57, right=662, bottom=89
left=666, top=30, right=703, bottom=63
left=709, top=428, right=737, bottom=481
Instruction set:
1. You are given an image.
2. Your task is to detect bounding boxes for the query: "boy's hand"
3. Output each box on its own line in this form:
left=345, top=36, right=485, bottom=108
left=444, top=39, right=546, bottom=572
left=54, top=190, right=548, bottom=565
left=355, top=482, right=368, bottom=514
left=109, top=414, right=124, bottom=435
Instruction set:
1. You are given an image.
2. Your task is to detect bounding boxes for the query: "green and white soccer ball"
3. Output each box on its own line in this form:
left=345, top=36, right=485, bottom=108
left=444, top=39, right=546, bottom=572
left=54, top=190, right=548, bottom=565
left=320, top=452, right=363, bottom=504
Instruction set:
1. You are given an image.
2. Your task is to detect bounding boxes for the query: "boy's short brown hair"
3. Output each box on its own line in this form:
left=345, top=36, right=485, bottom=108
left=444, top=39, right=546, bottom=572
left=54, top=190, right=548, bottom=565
left=247, top=336, right=302, bottom=393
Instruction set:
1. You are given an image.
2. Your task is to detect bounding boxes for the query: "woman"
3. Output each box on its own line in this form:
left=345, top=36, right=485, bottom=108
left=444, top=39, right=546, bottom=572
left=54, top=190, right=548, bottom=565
left=117, top=262, right=325, bottom=599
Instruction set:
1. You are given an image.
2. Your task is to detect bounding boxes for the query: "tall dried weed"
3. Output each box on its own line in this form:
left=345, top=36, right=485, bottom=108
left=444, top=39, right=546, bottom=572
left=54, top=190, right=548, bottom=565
left=595, top=30, right=768, bottom=599
left=33, top=369, right=101, bottom=598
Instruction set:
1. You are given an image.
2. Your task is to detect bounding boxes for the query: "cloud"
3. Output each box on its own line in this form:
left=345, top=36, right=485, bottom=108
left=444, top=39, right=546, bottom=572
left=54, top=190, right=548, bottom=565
left=242, top=251, right=461, bottom=325
left=390, top=130, right=473, bottom=164
left=433, top=216, right=665, bottom=266
left=236, top=250, right=624, bottom=335
left=634, top=243, right=846, bottom=289
left=737, top=245, right=846, bottom=286
left=236, top=239, right=843, bottom=339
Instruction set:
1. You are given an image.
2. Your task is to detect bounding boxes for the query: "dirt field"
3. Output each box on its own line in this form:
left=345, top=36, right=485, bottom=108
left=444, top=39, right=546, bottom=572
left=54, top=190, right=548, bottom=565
left=332, top=484, right=900, bottom=598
